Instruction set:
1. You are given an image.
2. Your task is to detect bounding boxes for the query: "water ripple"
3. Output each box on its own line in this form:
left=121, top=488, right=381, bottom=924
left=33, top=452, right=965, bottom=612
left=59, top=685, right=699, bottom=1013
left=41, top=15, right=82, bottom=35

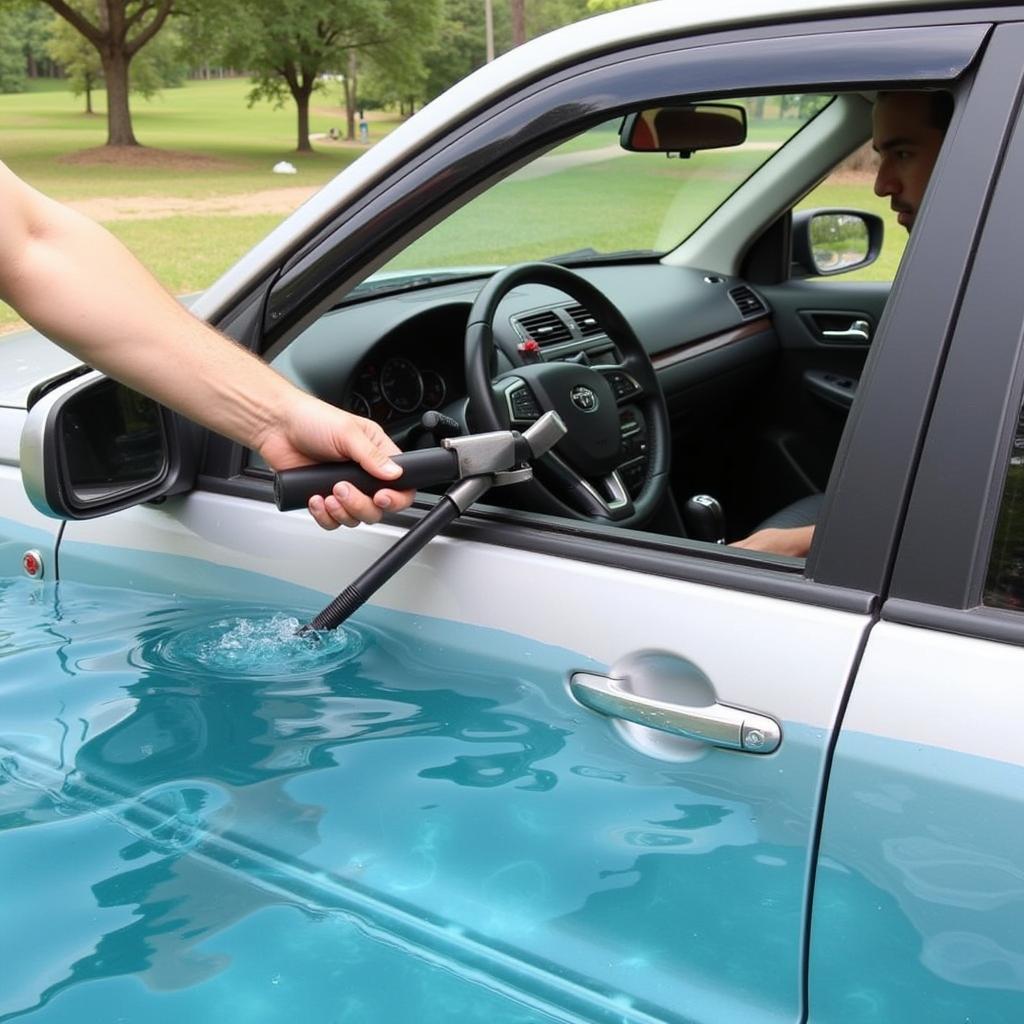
left=143, top=612, right=365, bottom=678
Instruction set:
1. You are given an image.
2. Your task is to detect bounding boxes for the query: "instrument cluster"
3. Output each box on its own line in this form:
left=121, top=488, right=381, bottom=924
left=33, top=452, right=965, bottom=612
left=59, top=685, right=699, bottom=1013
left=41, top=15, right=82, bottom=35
left=346, top=355, right=452, bottom=425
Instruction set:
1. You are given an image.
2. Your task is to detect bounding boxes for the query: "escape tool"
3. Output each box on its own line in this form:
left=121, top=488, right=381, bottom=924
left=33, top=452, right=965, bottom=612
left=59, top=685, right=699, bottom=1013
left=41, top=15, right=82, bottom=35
left=274, top=411, right=567, bottom=633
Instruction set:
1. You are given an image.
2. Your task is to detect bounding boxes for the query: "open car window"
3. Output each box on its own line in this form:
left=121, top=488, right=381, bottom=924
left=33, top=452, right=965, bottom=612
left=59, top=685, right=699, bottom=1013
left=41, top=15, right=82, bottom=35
left=262, top=83, right=961, bottom=571
left=360, top=94, right=833, bottom=296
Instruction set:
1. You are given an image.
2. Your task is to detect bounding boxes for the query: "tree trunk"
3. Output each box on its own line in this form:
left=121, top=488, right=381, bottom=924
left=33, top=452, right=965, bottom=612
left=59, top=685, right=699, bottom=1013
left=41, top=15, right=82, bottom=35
left=101, top=48, right=137, bottom=145
left=85, top=75, right=94, bottom=114
left=345, top=50, right=357, bottom=141
left=295, top=88, right=313, bottom=151
left=510, top=0, right=526, bottom=47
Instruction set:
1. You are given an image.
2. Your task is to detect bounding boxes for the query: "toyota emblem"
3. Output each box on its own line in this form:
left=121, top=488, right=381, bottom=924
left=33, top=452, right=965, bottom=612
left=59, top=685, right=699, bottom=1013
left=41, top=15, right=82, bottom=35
left=570, top=385, right=599, bottom=412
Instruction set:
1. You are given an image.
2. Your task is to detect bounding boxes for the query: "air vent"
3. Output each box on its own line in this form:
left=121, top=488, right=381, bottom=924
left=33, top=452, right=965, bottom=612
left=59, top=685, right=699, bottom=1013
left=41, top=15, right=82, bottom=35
left=514, top=309, right=573, bottom=346
left=565, top=304, right=604, bottom=338
left=728, top=285, right=767, bottom=319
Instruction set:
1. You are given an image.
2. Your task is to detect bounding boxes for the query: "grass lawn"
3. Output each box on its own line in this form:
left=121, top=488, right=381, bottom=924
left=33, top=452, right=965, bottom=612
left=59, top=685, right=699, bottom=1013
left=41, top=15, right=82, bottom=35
left=0, top=77, right=400, bottom=331
left=106, top=213, right=287, bottom=294
left=0, top=77, right=398, bottom=198
left=0, top=80, right=900, bottom=335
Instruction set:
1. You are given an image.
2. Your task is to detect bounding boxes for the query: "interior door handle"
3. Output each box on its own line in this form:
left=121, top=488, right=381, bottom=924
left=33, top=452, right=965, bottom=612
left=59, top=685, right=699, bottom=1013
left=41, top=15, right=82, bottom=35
left=821, top=319, right=871, bottom=343
left=569, top=671, right=781, bottom=754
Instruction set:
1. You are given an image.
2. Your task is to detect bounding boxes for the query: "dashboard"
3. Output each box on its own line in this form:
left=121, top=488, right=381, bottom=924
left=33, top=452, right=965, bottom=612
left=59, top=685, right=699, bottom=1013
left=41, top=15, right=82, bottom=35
left=271, top=263, right=775, bottom=461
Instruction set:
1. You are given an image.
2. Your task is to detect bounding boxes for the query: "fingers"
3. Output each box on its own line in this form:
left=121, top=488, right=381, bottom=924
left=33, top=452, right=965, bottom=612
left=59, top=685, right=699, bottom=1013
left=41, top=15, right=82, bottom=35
left=309, top=481, right=408, bottom=530
left=372, top=487, right=415, bottom=513
left=342, top=419, right=404, bottom=483
left=307, top=494, right=343, bottom=530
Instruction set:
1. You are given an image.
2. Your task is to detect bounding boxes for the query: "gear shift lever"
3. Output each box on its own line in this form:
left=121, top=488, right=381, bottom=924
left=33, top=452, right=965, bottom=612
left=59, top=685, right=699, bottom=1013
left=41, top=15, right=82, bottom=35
left=683, top=494, right=725, bottom=544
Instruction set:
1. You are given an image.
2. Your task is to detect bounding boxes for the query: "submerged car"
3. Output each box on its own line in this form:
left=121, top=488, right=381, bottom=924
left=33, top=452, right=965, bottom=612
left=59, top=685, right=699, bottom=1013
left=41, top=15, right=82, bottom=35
left=2, top=0, right=1024, bottom=1021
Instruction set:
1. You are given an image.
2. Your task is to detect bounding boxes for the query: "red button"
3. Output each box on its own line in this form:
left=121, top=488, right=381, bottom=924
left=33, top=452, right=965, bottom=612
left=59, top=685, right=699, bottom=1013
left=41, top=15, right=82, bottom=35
left=22, top=551, right=42, bottom=578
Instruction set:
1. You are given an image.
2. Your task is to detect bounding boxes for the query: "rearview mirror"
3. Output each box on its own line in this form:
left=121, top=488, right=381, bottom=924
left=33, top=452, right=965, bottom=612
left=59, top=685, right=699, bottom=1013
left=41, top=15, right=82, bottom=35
left=619, top=103, right=747, bottom=156
left=20, top=371, right=199, bottom=519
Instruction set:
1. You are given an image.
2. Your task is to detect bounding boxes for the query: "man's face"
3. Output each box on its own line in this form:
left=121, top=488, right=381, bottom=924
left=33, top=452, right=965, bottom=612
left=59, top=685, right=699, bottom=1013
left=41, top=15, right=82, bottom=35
left=872, top=92, right=946, bottom=233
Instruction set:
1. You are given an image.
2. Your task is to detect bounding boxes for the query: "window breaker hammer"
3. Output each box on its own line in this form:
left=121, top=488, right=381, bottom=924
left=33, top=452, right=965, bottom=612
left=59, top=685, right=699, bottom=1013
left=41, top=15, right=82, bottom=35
left=273, top=411, right=567, bottom=634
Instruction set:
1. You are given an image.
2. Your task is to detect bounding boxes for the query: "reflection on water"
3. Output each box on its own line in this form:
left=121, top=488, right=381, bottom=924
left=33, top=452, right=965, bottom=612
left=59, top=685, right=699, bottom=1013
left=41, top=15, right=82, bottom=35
left=0, top=577, right=820, bottom=1024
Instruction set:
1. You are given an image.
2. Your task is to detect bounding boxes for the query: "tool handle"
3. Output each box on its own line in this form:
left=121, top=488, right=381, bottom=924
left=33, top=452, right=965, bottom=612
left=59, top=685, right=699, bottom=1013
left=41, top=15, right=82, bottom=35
left=274, top=448, right=459, bottom=511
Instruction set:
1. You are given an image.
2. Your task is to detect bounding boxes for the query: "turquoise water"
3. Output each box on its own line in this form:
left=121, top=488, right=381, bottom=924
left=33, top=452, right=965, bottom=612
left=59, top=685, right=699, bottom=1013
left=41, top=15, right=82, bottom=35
left=809, top=731, right=1024, bottom=1024
left=5, top=574, right=1017, bottom=1021
left=0, top=575, right=823, bottom=1024
left=0, top=578, right=575, bottom=1023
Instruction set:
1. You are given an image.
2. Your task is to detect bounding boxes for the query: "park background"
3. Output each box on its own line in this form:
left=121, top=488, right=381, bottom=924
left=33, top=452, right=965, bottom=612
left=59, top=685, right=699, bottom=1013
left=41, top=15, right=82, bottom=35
left=0, top=0, right=899, bottom=336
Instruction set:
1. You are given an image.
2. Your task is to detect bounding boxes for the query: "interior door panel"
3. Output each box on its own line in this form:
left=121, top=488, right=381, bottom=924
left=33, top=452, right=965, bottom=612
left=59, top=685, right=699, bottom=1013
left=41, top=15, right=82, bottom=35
left=738, top=279, right=891, bottom=531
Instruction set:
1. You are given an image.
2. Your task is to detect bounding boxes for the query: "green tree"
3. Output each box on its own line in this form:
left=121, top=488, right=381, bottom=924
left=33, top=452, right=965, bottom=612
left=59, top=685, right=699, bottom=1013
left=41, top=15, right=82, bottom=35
left=0, top=4, right=34, bottom=92
left=35, top=0, right=190, bottom=146
left=526, top=0, right=588, bottom=38
left=356, top=0, right=441, bottom=124
left=46, top=12, right=102, bottom=110
left=174, top=2, right=237, bottom=78
left=420, top=0, right=501, bottom=100
left=0, top=25, right=27, bottom=92
left=418, top=0, right=603, bottom=101
left=19, top=4, right=55, bottom=78
left=586, top=0, right=651, bottom=10
left=225, top=0, right=440, bottom=153
left=45, top=4, right=188, bottom=115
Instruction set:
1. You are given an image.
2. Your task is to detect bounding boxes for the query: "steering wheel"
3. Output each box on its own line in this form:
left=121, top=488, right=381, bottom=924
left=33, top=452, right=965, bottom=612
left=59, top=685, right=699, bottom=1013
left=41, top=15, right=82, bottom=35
left=465, top=262, right=671, bottom=528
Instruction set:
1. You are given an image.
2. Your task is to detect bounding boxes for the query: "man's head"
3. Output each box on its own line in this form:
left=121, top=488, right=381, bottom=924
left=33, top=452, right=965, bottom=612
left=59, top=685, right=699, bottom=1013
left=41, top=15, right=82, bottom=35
left=872, top=90, right=952, bottom=232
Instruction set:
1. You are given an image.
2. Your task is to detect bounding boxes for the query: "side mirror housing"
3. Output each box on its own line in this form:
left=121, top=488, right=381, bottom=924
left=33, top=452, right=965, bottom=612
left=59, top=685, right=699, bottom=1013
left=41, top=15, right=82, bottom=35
left=792, top=208, right=884, bottom=277
left=20, top=371, right=199, bottom=520
left=619, top=103, right=747, bottom=156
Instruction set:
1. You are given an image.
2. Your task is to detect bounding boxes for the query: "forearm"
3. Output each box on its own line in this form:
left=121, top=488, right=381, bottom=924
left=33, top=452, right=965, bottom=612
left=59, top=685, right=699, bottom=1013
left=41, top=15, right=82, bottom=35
left=731, top=525, right=814, bottom=557
left=0, top=175, right=290, bottom=450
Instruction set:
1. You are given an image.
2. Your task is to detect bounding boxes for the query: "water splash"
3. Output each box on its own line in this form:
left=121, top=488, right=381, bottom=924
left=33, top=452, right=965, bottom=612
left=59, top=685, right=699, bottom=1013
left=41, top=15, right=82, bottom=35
left=152, top=612, right=365, bottom=678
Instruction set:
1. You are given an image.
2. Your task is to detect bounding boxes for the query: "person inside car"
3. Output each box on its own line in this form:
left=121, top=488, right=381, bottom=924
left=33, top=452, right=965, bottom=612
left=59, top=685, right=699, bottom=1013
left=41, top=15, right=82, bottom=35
left=0, top=159, right=413, bottom=530
left=733, top=89, right=953, bottom=557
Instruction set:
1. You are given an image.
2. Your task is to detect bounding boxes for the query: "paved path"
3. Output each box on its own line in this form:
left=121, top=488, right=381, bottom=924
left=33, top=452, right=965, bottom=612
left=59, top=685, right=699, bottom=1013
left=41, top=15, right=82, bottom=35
left=67, top=185, right=321, bottom=222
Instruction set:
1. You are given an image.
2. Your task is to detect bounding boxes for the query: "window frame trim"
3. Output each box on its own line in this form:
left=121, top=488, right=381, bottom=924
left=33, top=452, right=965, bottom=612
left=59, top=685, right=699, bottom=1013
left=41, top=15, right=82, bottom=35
left=885, top=21, right=1024, bottom=627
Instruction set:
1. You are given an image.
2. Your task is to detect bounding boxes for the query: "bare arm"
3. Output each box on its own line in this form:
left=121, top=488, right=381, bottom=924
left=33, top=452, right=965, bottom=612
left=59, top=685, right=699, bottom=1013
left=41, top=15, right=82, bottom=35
left=0, top=161, right=411, bottom=528
left=731, top=525, right=814, bottom=558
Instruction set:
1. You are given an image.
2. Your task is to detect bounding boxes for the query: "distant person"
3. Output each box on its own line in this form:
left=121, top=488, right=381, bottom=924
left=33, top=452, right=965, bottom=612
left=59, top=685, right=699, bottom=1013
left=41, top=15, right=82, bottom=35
left=734, top=90, right=952, bottom=557
left=0, top=160, right=412, bottom=530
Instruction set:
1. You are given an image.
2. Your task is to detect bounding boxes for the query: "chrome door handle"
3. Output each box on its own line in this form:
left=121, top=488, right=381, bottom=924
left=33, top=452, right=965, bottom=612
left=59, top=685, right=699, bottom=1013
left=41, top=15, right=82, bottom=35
left=821, top=319, right=870, bottom=343
left=569, top=671, right=781, bottom=754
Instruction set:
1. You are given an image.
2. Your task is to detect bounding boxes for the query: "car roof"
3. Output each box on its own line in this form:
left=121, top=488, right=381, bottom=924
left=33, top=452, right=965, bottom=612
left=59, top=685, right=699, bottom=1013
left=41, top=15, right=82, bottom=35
left=195, top=0, right=979, bottom=323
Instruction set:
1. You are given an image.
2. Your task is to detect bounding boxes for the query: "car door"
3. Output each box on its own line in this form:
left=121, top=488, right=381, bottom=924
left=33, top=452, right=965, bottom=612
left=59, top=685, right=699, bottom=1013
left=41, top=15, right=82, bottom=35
left=24, top=12, right=1013, bottom=1024
left=0, top=335, right=81, bottom=580
left=809, top=27, right=1024, bottom=1020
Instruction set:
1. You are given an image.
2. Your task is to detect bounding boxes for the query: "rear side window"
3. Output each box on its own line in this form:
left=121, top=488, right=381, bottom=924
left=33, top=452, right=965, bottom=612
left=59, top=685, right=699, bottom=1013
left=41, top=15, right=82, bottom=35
left=985, top=405, right=1024, bottom=609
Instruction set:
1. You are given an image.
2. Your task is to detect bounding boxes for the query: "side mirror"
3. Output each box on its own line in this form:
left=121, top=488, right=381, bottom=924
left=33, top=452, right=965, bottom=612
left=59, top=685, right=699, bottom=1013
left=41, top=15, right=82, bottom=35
left=20, top=371, right=199, bottom=519
left=792, top=209, right=884, bottom=277
left=619, top=103, right=747, bottom=156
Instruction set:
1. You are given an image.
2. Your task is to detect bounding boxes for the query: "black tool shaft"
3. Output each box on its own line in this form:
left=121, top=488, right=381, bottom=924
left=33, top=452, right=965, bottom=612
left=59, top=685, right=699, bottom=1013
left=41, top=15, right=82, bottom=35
left=303, top=495, right=463, bottom=632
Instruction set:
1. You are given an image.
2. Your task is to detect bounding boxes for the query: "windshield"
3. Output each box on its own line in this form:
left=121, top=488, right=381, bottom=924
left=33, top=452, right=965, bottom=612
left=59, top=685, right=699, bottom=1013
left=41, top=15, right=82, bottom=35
left=365, top=94, right=832, bottom=293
